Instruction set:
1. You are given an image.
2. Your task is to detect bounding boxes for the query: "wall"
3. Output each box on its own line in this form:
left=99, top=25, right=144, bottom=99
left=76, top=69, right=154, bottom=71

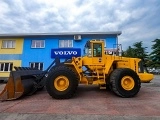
left=22, top=37, right=59, bottom=70
left=0, top=60, right=21, bottom=77
left=0, top=38, right=23, bottom=78
left=0, top=38, right=23, bottom=54
left=22, top=35, right=117, bottom=70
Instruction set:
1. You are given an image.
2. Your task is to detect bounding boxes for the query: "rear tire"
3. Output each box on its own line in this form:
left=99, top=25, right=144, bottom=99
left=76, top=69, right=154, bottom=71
left=46, top=66, right=78, bottom=99
left=110, top=68, right=141, bottom=98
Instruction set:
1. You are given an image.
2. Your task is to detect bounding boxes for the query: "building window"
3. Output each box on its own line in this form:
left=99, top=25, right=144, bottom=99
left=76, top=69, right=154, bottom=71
left=0, top=63, right=13, bottom=72
left=30, top=62, right=43, bottom=70
left=59, top=40, right=73, bottom=48
left=31, top=40, right=45, bottom=48
left=2, top=40, right=16, bottom=48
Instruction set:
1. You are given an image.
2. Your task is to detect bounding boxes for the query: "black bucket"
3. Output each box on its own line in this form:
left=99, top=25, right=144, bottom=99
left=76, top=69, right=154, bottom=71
left=0, top=68, right=44, bottom=101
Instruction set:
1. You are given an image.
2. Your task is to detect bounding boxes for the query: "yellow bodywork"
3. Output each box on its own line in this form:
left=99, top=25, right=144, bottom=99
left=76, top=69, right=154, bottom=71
left=65, top=40, right=154, bottom=88
left=138, top=73, right=154, bottom=83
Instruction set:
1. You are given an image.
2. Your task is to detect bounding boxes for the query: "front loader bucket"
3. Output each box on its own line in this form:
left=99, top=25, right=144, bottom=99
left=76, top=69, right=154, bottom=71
left=0, top=68, right=44, bottom=101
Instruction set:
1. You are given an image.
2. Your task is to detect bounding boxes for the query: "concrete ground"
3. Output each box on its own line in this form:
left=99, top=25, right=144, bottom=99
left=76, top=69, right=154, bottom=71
left=0, top=75, right=160, bottom=120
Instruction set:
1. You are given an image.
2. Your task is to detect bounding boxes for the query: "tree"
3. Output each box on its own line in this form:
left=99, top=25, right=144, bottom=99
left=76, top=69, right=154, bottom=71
left=123, top=46, right=135, bottom=57
left=133, top=41, right=148, bottom=61
left=123, top=41, right=148, bottom=59
left=123, top=41, right=149, bottom=66
left=133, top=41, right=149, bottom=67
left=149, top=39, right=160, bottom=68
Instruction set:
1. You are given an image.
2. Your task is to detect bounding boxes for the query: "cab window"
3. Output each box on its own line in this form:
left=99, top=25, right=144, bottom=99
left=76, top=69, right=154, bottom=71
left=93, top=43, right=102, bottom=57
left=84, top=41, right=92, bottom=56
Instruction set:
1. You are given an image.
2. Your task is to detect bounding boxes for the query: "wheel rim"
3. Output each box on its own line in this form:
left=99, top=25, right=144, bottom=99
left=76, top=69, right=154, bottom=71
left=54, top=76, right=69, bottom=91
left=121, top=76, right=135, bottom=90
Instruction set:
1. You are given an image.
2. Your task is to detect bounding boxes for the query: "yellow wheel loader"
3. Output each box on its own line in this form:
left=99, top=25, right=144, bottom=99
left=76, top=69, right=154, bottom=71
left=0, top=40, right=154, bottom=101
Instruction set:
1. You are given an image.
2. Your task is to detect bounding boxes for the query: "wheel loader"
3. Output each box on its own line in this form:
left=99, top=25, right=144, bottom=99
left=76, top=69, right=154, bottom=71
left=0, top=39, right=154, bottom=101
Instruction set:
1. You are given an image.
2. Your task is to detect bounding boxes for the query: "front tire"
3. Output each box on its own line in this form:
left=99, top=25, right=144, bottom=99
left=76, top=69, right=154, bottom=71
left=46, top=66, right=78, bottom=99
left=110, top=68, right=141, bottom=98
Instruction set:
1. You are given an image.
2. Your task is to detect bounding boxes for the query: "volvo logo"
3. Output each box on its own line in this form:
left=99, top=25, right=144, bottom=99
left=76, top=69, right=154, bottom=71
left=54, top=51, right=77, bottom=55
left=51, top=48, right=81, bottom=58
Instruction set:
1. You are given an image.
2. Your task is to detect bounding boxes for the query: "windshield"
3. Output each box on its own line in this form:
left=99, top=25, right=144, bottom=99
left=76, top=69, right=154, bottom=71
left=93, top=43, right=102, bottom=57
left=84, top=41, right=92, bottom=56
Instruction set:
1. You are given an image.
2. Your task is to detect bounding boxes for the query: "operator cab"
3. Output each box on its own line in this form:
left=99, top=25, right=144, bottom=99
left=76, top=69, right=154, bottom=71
left=84, top=40, right=103, bottom=57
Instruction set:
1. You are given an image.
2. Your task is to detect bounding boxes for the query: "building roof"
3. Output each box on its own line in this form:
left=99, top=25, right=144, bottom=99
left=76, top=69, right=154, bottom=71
left=0, top=31, right=121, bottom=38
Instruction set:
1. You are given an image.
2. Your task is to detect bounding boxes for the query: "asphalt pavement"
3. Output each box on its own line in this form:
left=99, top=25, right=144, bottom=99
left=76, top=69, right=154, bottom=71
left=0, top=75, right=160, bottom=120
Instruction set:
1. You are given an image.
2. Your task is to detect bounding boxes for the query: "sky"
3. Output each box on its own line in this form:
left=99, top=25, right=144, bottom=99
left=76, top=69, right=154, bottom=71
left=0, top=0, right=160, bottom=52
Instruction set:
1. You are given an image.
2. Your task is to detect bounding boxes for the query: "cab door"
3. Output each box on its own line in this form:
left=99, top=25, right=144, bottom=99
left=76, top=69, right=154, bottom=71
left=92, top=43, right=104, bottom=64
